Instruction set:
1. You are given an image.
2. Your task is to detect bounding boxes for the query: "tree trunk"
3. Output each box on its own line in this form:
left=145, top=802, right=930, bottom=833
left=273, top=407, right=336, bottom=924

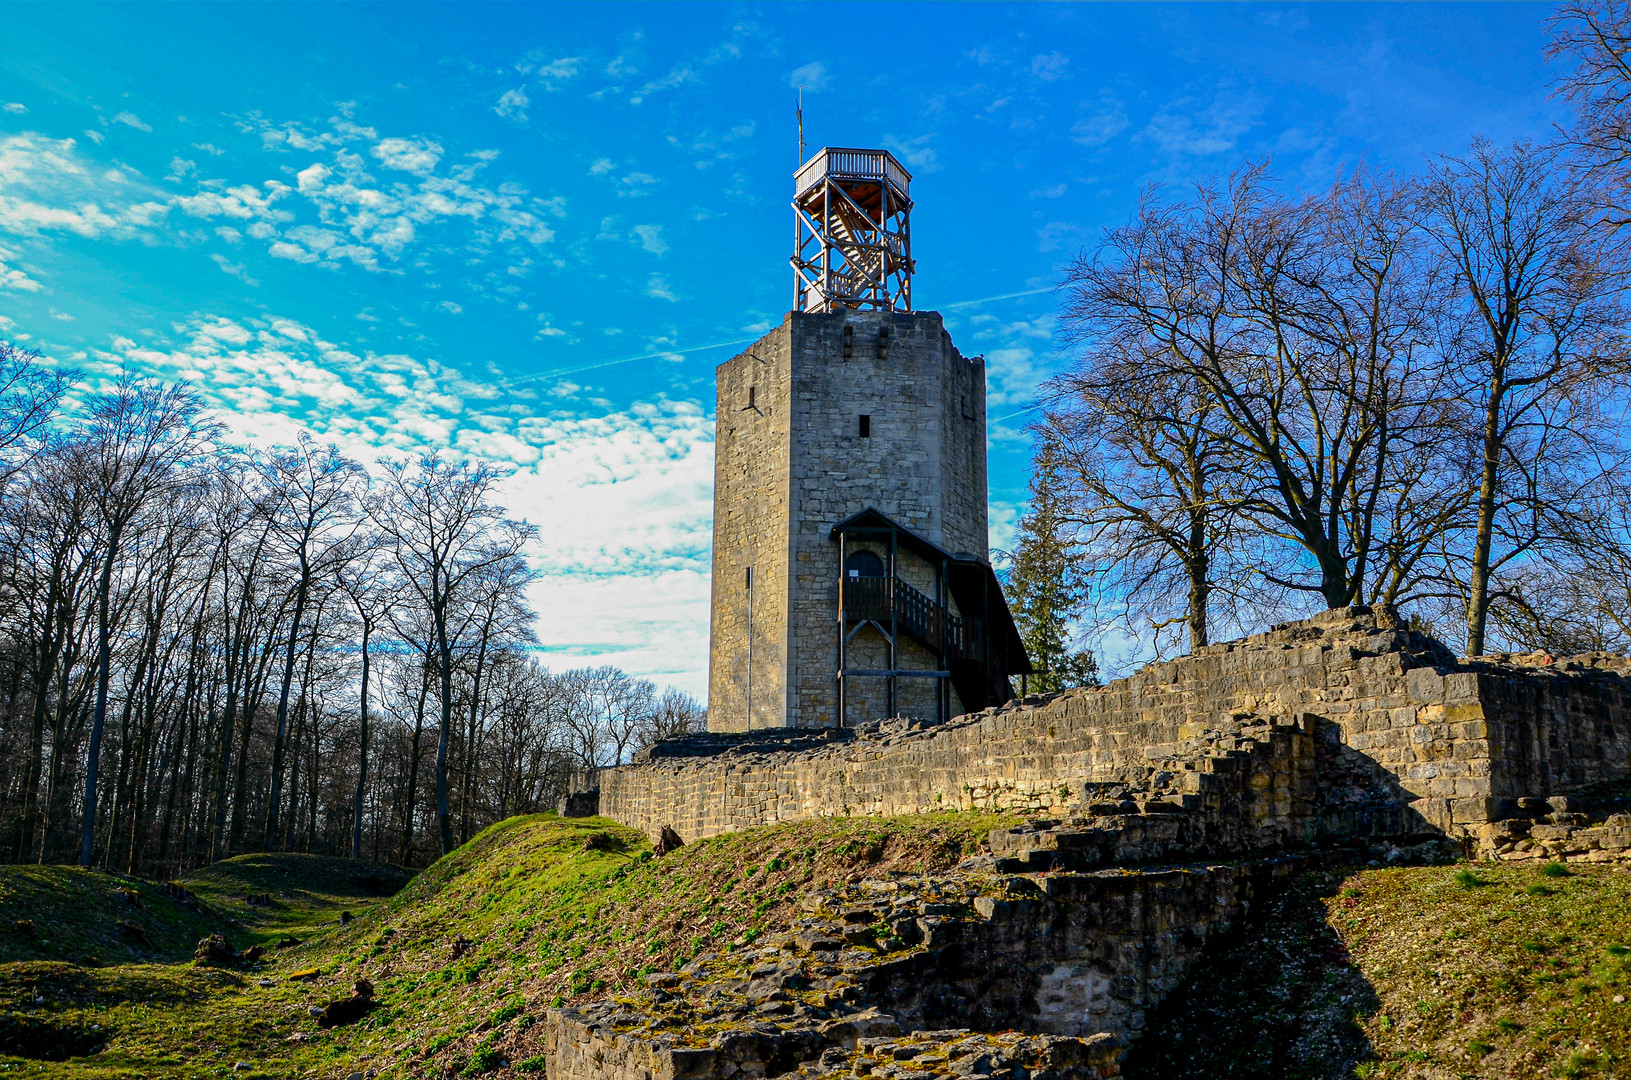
left=79, top=524, right=122, bottom=868
left=351, top=618, right=371, bottom=859
left=1466, top=382, right=1505, bottom=657
left=435, top=629, right=456, bottom=856
left=264, top=572, right=311, bottom=850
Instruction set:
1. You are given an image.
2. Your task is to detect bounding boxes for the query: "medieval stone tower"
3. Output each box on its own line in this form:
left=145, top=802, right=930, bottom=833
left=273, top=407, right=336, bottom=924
left=707, top=148, right=1027, bottom=732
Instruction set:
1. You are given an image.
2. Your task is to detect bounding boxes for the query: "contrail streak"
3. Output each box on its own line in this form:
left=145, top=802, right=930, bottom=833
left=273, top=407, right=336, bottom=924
left=503, top=336, right=761, bottom=389
left=939, top=286, right=1054, bottom=309
left=506, top=286, right=1054, bottom=388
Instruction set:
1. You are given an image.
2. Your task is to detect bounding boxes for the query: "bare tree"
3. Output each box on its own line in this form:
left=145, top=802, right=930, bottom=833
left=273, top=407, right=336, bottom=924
left=1422, top=138, right=1630, bottom=655
left=78, top=376, right=218, bottom=868
left=1549, top=2, right=1631, bottom=226
left=638, top=686, right=706, bottom=749
left=1059, top=166, right=1451, bottom=622
left=259, top=435, right=366, bottom=850
left=0, top=341, right=71, bottom=486
left=370, top=453, right=535, bottom=856
left=334, top=532, right=393, bottom=859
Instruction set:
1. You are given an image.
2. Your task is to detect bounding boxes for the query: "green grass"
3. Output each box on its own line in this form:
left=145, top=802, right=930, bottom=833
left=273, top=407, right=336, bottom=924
left=1128, top=862, right=1631, bottom=1079
left=0, top=811, right=1019, bottom=1078
left=0, top=867, right=221, bottom=966
left=1338, top=863, right=1631, bottom=1077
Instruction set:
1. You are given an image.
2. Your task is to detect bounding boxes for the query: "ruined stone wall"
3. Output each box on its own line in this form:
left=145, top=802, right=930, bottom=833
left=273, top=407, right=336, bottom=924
left=542, top=856, right=1302, bottom=1080
left=609, top=609, right=1631, bottom=842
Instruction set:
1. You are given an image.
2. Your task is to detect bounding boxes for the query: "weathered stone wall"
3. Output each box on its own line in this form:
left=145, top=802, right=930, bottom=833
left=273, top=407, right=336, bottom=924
left=609, top=609, right=1631, bottom=842
left=710, top=320, right=795, bottom=730
left=542, top=855, right=1301, bottom=1080
left=707, top=310, right=991, bottom=732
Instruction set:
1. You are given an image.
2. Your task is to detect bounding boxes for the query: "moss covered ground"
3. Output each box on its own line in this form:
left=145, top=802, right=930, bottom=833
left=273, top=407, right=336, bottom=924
left=0, top=812, right=1017, bottom=1079
left=1128, top=861, right=1631, bottom=1080
left=4, top=814, right=1629, bottom=1079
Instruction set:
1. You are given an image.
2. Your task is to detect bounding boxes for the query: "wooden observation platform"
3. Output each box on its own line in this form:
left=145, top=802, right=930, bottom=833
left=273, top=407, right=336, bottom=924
left=791, top=147, right=914, bottom=313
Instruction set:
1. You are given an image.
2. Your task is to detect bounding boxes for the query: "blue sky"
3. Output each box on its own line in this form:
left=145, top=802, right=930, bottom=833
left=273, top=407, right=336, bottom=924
left=0, top=2, right=1568, bottom=694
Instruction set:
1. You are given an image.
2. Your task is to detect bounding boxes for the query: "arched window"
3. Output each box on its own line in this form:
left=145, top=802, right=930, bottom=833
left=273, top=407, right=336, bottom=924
left=845, top=550, right=885, bottom=579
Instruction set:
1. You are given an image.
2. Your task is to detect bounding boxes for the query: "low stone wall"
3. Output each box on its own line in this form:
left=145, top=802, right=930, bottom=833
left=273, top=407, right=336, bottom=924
left=542, top=853, right=1302, bottom=1080
left=597, top=609, right=1631, bottom=844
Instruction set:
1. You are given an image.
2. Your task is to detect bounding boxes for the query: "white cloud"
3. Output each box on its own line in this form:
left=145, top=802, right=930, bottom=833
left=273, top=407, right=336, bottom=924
left=0, top=134, right=171, bottom=239
left=618, top=172, right=658, bottom=197
left=112, top=111, right=152, bottom=132
left=295, top=162, right=330, bottom=193
left=175, top=181, right=291, bottom=222
left=589, top=158, right=615, bottom=175
left=193, top=142, right=225, bottom=156
left=633, top=224, right=668, bottom=255
left=1141, top=87, right=1264, bottom=157
left=494, top=87, right=530, bottom=122
left=788, top=61, right=830, bottom=92
left=0, top=243, right=42, bottom=292
left=884, top=134, right=940, bottom=174
left=1031, top=52, right=1070, bottom=82
left=2, top=103, right=25, bottom=115
left=437, top=300, right=464, bottom=315
left=209, top=252, right=258, bottom=286
left=645, top=275, right=679, bottom=302
left=372, top=136, right=443, bottom=175
left=1072, top=96, right=1130, bottom=146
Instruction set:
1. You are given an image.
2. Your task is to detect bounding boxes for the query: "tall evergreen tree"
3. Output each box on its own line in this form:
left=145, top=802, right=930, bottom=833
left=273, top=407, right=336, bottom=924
left=1004, top=446, right=1099, bottom=694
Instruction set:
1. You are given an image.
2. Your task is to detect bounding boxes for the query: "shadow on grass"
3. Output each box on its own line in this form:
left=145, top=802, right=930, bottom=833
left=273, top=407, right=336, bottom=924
left=1122, top=869, right=1378, bottom=1080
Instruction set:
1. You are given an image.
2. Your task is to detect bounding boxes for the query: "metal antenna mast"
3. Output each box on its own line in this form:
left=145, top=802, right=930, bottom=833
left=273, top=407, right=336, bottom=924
left=790, top=146, right=914, bottom=313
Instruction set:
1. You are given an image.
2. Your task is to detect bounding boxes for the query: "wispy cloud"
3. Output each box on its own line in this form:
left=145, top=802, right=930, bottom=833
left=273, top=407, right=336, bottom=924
left=0, top=134, right=171, bottom=239
left=112, top=111, right=152, bottom=132
left=632, top=223, right=667, bottom=255
left=1031, top=52, right=1070, bottom=82
left=494, top=87, right=530, bottom=122
left=1072, top=95, right=1130, bottom=146
left=1141, top=86, right=1264, bottom=157
left=209, top=252, right=258, bottom=286
left=788, top=60, right=829, bottom=92
left=0, top=243, right=42, bottom=292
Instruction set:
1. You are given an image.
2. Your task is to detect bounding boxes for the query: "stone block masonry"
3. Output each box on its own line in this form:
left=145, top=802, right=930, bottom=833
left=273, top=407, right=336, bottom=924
left=543, top=856, right=1302, bottom=1080
left=603, top=608, right=1631, bottom=844
left=708, top=310, right=992, bottom=731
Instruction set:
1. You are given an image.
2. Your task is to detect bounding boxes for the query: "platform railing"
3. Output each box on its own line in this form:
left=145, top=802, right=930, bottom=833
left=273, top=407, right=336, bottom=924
left=795, top=148, right=912, bottom=201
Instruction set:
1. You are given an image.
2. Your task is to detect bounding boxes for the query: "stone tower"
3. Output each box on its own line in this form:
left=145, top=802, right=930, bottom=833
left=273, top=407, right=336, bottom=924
left=707, top=148, right=1027, bottom=732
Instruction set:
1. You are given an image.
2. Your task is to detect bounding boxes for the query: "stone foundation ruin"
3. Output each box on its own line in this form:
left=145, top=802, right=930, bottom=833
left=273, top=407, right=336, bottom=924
left=549, top=609, right=1631, bottom=1080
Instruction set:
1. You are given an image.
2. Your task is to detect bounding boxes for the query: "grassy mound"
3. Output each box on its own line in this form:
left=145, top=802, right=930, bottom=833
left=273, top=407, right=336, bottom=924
left=0, top=812, right=1017, bottom=1078
left=1126, top=862, right=1631, bottom=1079
left=0, top=851, right=410, bottom=1077
left=185, top=853, right=412, bottom=947
left=11, top=813, right=1628, bottom=1080
left=0, top=867, right=221, bottom=966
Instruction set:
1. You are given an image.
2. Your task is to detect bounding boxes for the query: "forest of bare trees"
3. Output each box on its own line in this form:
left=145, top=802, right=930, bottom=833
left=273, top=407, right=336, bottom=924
left=1023, top=5, right=1631, bottom=665
left=0, top=347, right=704, bottom=875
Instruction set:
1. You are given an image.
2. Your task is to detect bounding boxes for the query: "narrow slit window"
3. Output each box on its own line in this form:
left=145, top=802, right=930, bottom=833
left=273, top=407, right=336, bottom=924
left=859, top=414, right=871, bottom=438
left=747, top=386, right=756, bottom=409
